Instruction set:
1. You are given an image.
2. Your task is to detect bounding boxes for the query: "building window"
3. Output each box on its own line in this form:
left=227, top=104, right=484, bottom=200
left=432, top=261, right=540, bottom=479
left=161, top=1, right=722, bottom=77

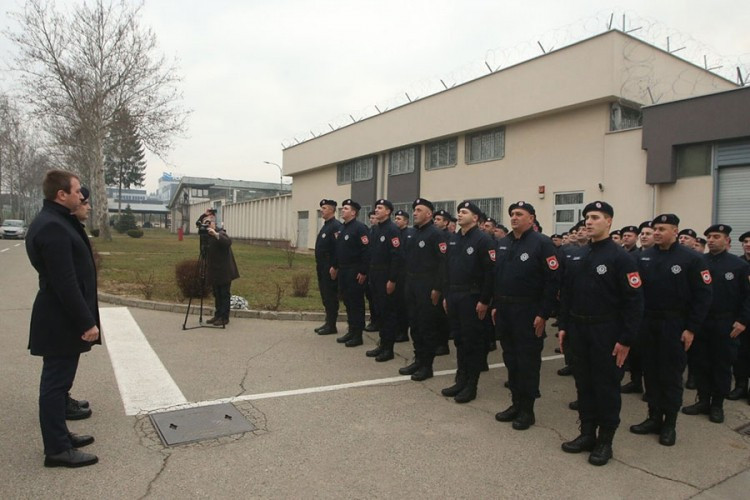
left=610, top=103, right=642, bottom=131
left=389, top=146, right=418, bottom=176
left=338, top=156, right=375, bottom=185
left=676, top=143, right=712, bottom=178
left=466, top=197, right=503, bottom=222
left=466, top=127, right=505, bottom=163
left=392, top=202, right=411, bottom=218
left=433, top=200, right=456, bottom=216
left=357, top=205, right=373, bottom=224
left=426, top=138, right=457, bottom=170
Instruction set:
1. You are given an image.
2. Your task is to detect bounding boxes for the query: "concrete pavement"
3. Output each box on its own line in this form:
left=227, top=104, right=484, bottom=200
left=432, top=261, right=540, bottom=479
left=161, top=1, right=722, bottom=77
left=1, top=238, right=749, bottom=498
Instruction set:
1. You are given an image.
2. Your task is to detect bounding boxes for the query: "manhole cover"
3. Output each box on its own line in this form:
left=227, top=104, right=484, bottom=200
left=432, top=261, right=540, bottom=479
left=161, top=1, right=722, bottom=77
left=150, top=403, right=256, bottom=446
left=736, top=423, right=750, bottom=436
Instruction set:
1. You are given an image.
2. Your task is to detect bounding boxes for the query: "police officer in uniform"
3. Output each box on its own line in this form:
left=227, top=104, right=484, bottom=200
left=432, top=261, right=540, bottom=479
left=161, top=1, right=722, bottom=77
left=621, top=226, right=639, bottom=252
left=399, top=198, right=447, bottom=381
left=314, top=199, right=342, bottom=335
left=365, top=199, right=404, bottom=362
left=493, top=201, right=560, bottom=430
left=365, top=211, right=380, bottom=332
left=440, top=201, right=495, bottom=403
left=728, top=230, right=750, bottom=401
left=433, top=209, right=453, bottom=355
left=678, top=228, right=698, bottom=248
left=681, top=224, right=750, bottom=422
left=630, top=214, right=712, bottom=446
left=558, top=201, right=643, bottom=466
left=394, top=210, right=414, bottom=343
left=331, top=200, right=370, bottom=347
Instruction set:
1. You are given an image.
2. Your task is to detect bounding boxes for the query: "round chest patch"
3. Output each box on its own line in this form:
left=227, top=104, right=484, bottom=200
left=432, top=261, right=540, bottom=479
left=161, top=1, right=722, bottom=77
left=596, top=265, right=607, bottom=275
left=380, top=235, right=385, bottom=242
left=321, top=233, right=326, bottom=238
left=344, top=234, right=350, bottom=241
left=725, top=272, right=735, bottom=280
left=520, top=253, right=529, bottom=261
left=466, top=246, right=474, bottom=255
left=671, top=265, right=681, bottom=274
left=418, top=240, right=425, bottom=248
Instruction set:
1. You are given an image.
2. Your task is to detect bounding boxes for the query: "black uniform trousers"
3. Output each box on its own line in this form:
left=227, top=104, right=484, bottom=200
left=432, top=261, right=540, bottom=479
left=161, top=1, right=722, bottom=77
left=405, top=277, right=437, bottom=363
left=213, top=283, right=231, bottom=320
left=446, top=291, right=485, bottom=373
left=693, top=317, right=738, bottom=400
left=732, top=332, right=750, bottom=383
left=365, top=282, right=379, bottom=325
left=627, top=343, right=643, bottom=384
left=40, top=354, right=80, bottom=455
left=338, top=266, right=365, bottom=330
left=568, top=320, right=624, bottom=429
left=641, top=317, right=687, bottom=415
left=496, top=302, right=545, bottom=405
left=435, top=294, right=450, bottom=345
left=370, top=269, right=397, bottom=345
left=316, top=262, right=339, bottom=326
left=395, top=275, right=409, bottom=339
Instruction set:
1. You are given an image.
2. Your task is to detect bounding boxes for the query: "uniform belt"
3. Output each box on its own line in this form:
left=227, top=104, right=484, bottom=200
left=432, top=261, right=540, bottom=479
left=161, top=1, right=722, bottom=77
left=570, top=312, right=616, bottom=324
left=706, top=311, right=734, bottom=320
left=645, top=309, right=685, bottom=320
left=496, top=296, right=535, bottom=304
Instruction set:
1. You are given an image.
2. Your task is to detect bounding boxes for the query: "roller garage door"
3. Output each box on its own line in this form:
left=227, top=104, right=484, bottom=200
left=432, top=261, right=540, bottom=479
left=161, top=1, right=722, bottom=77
left=715, top=142, right=750, bottom=256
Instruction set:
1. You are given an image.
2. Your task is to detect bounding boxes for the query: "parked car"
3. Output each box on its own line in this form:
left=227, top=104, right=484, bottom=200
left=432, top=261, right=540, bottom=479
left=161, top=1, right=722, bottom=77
left=1, top=219, right=27, bottom=239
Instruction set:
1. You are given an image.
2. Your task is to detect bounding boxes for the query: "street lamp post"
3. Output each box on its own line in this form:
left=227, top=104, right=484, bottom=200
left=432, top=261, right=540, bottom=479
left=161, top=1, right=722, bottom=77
left=263, top=161, right=283, bottom=196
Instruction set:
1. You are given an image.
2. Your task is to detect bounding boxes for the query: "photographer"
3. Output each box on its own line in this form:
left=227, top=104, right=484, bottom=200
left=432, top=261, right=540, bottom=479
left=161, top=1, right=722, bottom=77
left=204, top=215, right=239, bottom=326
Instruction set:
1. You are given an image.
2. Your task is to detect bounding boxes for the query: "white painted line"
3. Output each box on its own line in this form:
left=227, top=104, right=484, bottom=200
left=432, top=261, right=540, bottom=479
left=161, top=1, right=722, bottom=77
left=101, top=307, right=187, bottom=415
left=0, top=248, right=8, bottom=253
left=14, top=243, right=21, bottom=247
left=148, top=354, right=565, bottom=414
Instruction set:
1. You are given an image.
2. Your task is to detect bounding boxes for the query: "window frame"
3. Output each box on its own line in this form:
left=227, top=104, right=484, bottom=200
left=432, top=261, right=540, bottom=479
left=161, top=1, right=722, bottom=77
left=425, top=138, right=458, bottom=170
left=465, top=127, right=505, bottom=164
left=389, top=146, right=419, bottom=176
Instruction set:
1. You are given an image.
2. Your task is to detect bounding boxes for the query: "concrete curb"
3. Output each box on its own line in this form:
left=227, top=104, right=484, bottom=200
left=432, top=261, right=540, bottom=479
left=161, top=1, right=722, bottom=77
left=98, top=292, right=335, bottom=322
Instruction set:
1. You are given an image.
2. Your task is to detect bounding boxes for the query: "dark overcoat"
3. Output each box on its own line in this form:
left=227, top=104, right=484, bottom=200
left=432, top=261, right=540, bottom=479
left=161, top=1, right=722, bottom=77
left=206, top=229, right=240, bottom=286
left=25, top=200, right=101, bottom=356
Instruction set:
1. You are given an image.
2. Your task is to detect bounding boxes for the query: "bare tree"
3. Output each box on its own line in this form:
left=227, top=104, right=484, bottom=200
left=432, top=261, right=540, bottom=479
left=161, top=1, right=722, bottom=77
left=5, top=0, right=189, bottom=239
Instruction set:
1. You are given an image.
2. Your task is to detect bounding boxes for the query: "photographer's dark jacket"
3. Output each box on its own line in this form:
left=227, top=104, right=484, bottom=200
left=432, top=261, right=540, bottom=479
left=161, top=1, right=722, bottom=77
left=206, top=229, right=240, bottom=286
left=26, top=199, right=101, bottom=357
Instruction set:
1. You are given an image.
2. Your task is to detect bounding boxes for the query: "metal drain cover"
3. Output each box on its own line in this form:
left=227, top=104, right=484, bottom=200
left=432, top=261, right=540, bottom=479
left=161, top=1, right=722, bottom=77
left=150, top=403, right=256, bottom=446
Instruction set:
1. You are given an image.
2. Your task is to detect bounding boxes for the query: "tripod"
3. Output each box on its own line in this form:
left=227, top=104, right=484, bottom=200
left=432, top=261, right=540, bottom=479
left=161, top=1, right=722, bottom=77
left=182, top=234, right=225, bottom=330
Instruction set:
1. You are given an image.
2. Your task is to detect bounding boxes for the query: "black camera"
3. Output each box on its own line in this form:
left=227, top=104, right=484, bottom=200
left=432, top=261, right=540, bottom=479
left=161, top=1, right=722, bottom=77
left=198, top=223, right=210, bottom=235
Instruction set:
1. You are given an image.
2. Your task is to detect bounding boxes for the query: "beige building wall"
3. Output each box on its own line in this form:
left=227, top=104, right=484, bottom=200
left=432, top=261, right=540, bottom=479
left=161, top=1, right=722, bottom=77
left=290, top=166, right=351, bottom=247
left=656, top=176, right=713, bottom=232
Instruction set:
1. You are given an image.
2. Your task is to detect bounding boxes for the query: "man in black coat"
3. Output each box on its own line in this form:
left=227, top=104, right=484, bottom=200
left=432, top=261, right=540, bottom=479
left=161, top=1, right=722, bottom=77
left=204, top=215, right=240, bottom=326
left=26, top=170, right=101, bottom=468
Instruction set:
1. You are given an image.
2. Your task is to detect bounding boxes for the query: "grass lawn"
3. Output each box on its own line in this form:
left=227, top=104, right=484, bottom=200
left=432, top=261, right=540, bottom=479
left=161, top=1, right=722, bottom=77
left=92, top=229, right=322, bottom=311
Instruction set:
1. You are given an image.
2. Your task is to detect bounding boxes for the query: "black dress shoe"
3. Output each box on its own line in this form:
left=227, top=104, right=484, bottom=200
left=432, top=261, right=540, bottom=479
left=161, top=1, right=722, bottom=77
left=345, top=336, right=363, bottom=347
left=434, top=344, right=450, bottom=356
left=336, top=331, right=354, bottom=344
left=727, top=385, right=748, bottom=401
left=67, top=394, right=90, bottom=410
left=399, top=360, right=421, bottom=376
left=66, top=399, right=92, bottom=421
left=620, top=381, right=643, bottom=394
left=411, top=366, right=433, bottom=381
left=69, top=433, right=95, bottom=448
left=512, top=411, right=535, bottom=430
left=316, top=325, right=338, bottom=335
left=557, top=366, right=573, bottom=376
left=659, top=427, right=676, bottom=446
left=44, top=449, right=98, bottom=468
left=495, top=405, right=519, bottom=422
left=206, top=316, right=218, bottom=325
left=314, top=323, right=327, bottom=333
left=709, top=406, right=724, bottom=423
left=213, top=317, right=229, bottom=326
left=366, top=346, right=384, bottom=358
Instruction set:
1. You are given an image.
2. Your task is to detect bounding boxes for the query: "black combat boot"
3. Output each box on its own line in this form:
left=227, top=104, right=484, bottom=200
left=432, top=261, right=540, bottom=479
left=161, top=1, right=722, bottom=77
left=399, top=355, right=421, bottom=376
left=316, top=324, right=338, bottom=335
left=685, top=371, right=697, bottom=390
left=561, top=421, right=597, bottom=453
left=375, top=343, right=394, bottom=362
left=709, top=396, right=725, bottom=423
left=589, top=427, right=616, bottom=466
left=411, top=358, right=434, bottom=381
left=629, top=409, right=662, bottom=435
left=681, top=394, right=710, bottom=416
left=441, top=369, right=467, bottom=397
left=366, top=343, right=384, bottom=357
left=727, top=379, right=748, bottom=401
left=659, top=412, right=677, bottom=446
left=364, top=322, right=380, bottom=332
left=512, top=399, right=536, bottom=430
left=336, top=330, right=354, bottom=344
left=495, top=402, right=519, bottom=422
left=314, top=323, right=327, bottom=333
left=454, top=371, right=479, bottom=404
left=620, top=379, right=643, bottom=394
left=344, top=330, right=363, bottom=347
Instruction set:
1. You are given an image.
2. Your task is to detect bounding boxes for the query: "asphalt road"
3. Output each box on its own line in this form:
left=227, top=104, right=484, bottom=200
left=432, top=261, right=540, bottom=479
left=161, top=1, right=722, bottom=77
left=1, top=237, right=749, bottom=499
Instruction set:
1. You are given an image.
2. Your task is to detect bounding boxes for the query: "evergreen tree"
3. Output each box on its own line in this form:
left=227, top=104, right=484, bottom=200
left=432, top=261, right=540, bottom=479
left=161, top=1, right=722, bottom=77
left=105, top=108, right=147, bottom=214
left=115, top=204, right=138, bottom=233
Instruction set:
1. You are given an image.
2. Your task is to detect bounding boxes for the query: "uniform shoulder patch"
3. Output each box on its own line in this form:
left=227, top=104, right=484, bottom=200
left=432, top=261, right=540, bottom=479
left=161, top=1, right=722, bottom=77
left=489, top=249, right=496, bottom=262
left=438, top=242, right=447, bottom=254
left=546, top=255, right=559, bottom=270
left=627, top=272, right=642, bottom=288
left=391, top=237, right=400, bottom=248
left=701, top=269, right=712, bottom=284
left=361, top=235, right=369, bottom=245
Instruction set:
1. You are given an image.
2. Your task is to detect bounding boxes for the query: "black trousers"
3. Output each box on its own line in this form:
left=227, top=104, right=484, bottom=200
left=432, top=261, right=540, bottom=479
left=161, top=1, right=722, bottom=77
left=395, top=275, right=409, bottom=338
left=568, top=321, right=624, bottom=429
left=693, top=318, right=738, bottom=401
left=365, top=281, right=379, bottom=325
left=496, top=302, right=545, bottom=405
left=370, top=270, right=398, bottom=345
left=435, top=293, right=450, bottom=345
left=212, top=283, right=231, bottom=319
left=339, top=267, right=365, bottom=330
left=732, top=328, right=750, bottom=382
left=627, top=341, right=643, bottom=384
left=405, top=278, right=438, bottom=363
left=40, top=354, right=80, bottom=455
left=316, top=262, right=339, bottom=326
left=446, top=292, right=486, bottom=373
left=641, top=318, right=687, bottom=415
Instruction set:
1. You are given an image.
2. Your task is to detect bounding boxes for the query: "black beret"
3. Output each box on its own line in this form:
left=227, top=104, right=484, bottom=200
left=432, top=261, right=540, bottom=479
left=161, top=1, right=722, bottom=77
left=739, top=231, right=750, bottom=243
left=342, top=199, right=361, bottom=211
left=704, top=224, right=731, bottom=236
left=450, top=216, right=457, bottom=223
left=412, top=198, right=434, bottom=212
left=497, top=225, right=509, bottom=233
left=610, top=230, right=621, bottom=236
left=458, top=200, right=482, bottom=216
left=572, top=220, right=585, bottom=231
left=652, top=213, right=680, bottom=226
left=638, top=220, right=652, bottom=232
left=375, top=199, right=393, bottom=211
left=434, top=209, right=450, bottom=219
left=319, top=199, right=337, bottom=208
left=621, top=225, right=639, bottom=236
left=80, top=186, right=90, bottom=202
left=561, top=232, right=569, bottom=237
left=551, top=233, right=562, bottom=239
left=394, top=210, right=409, bottom=218
left=583, top=201, right=614, bottom=218
left=368, top=210, right=376, bottom=217
left=678, top=228, right=697, bottom=238
left=697, top=237, right=707, bottom=245
left=508, top=201, right=535, bottom=216
left=486, top=217, right=496, bottom=225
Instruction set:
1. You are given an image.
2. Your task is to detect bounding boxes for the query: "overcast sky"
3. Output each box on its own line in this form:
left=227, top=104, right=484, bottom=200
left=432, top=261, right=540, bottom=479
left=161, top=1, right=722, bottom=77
left=1, top=0, right=748, bottom=193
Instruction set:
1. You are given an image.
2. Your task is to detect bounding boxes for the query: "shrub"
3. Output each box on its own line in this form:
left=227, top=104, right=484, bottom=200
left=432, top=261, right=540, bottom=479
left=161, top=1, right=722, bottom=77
left=115, top=205, right=138, bottom=233
left=175, top=260, right=209, bottom=299
left=291, top=273, right=310, bottom=297
left=127, top=229, right=144, bottom=238
left=135, top=270, right=156, bottom=300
